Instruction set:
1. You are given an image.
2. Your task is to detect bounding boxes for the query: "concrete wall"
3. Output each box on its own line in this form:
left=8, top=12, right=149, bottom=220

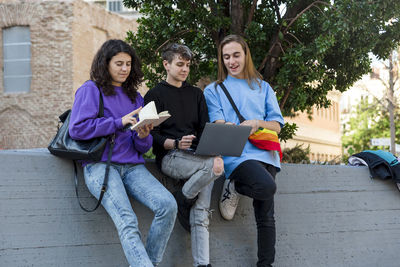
left=1, top=149, right=400, bottom=267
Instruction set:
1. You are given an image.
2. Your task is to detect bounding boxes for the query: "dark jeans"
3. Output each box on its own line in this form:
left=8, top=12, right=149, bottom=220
left=229, top=160, right=277, bottom=267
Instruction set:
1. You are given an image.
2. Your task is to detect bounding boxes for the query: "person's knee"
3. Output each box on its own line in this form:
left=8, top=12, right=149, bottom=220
left=257, top=180, right=276, bottom=200
left=265, top=182, right=277, bottom=197
left=212, top=157, right=224, bottom=176
left=168, top=195, right=178, bottom=216
left=268, top=181, right=277, bottom=196
left=158, top=194, right=178, bottom=218
left=190, top=208, right=210, bottom=228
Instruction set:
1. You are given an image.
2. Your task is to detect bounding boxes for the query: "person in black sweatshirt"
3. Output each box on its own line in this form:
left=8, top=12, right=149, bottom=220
left=144, top=43, right=223, bottom=267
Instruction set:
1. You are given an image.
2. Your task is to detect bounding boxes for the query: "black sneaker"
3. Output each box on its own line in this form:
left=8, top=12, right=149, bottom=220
left=173, top=190, right=197, bottom=232
left=197, top=265, right=212, bottom=267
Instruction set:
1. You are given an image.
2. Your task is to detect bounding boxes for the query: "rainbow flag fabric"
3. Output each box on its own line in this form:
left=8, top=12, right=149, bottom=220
left=248, top=128, right=282, bottom=161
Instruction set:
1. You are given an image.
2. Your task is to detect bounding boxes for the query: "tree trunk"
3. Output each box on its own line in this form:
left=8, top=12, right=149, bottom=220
left=388, top=51, right=396, bottom=155
left=230, top=0, right=244, bottom=35
left=211, top=0, right=230, bottom=46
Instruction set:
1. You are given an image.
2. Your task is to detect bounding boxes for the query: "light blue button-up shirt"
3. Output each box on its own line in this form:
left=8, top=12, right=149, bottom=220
left=204, top=75, right=284, bottom=178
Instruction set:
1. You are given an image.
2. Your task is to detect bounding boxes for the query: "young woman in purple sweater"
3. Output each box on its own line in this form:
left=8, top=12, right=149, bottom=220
left=69, top=39, right=177, bottom=267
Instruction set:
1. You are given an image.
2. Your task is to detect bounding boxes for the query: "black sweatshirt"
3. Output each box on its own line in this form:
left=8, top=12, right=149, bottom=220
left=144, top=81, right=209, bottom=166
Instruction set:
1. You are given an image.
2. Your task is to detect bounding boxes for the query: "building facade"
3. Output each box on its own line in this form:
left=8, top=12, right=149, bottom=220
left=0, top=0, right=138, bottom=149
left=283, top=91, right=342, bottom=163
left=340, top=61, right=398, bottom=155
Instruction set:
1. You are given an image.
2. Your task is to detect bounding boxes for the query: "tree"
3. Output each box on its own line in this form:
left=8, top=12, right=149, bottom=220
left=382, top=49, right=399, bottom=154
left=342, top=97, right=400, bottom=161
left=124, top=0, right=400, bottom=141
left=342, top=47, right=400, bottom=159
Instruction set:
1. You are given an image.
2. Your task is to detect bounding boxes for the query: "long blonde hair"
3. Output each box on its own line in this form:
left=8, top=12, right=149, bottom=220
left=216, top=34, right=262, bottom=89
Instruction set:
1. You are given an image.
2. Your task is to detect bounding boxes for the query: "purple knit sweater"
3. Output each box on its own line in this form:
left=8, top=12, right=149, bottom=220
left=69, top=80, right=152, bottom=165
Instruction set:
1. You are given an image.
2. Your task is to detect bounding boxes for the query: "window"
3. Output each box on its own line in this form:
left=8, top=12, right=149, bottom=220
left=107, top=0, right=122, bottom=12
left=3, top=26, right=31, bottom=93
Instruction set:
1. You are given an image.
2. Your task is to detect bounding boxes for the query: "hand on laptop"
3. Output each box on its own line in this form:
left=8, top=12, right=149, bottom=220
left=240, top=119, right=258, bottom=135
left=215, top=119, right=235, bottom=126
left=179, top=135, right=197, bottom=150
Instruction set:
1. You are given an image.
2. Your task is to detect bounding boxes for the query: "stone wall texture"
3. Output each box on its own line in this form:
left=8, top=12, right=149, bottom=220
left=2, top=149, right=400, bottom=267
left=0, top=0, right=137, bottom=149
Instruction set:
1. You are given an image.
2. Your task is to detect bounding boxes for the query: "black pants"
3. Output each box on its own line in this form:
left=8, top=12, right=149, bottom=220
left=229, top=160, right=277, bottom=267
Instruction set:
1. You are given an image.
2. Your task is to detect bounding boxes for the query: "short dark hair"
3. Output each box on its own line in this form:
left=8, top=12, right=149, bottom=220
left=161, top=43, right=193, bottom=63
left=90, top=39, right=143, bottom=102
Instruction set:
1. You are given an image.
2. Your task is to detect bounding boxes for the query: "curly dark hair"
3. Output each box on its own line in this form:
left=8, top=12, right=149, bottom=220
left=90, top=39, right=143, bottom=102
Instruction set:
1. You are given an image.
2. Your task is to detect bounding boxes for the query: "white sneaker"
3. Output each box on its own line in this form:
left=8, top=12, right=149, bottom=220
left=219, top=179, right=240, bottom=220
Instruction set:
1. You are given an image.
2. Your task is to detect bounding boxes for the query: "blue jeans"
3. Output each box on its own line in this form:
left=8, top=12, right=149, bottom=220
left=84, top=163, right=177, bottom=267
left=161, top=150, right=221, bottom=266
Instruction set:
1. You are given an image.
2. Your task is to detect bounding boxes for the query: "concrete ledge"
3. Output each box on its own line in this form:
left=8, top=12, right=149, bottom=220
left=1, top=149, right=400, bottom=267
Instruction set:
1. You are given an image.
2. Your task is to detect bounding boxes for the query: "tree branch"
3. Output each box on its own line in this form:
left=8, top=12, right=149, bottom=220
left=284, top=1, right=331, bottom=34
left=361, top=84, right=388, bottom=109
left=312, top=4, right=328, bottom=19
left=245, top=0, right=258, bottom=28
left=277, top=42, right=285, bottom=54
left=280, top=85, right=293, bottom=110
left=273, top=0, right=282, bottom=22
left=382, top=61, right=390, bottom=69
left=155, top=29, right=193, bottom=54
left=377, top=76, right=389, bottom=89
left=360, top=100, right=380, bottom=113
left=258, top=36, right=280, bottom=73
left=286, top=32, right=303, bottom=45
left=258, top=0, right=332, bottom=76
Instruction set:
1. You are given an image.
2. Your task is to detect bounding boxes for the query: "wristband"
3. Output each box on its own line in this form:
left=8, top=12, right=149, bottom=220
left=174, top=139, right=179, bottom=149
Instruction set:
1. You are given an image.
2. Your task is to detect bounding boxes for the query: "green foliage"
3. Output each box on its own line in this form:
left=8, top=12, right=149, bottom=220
left=342, top=98, right=400, bottom=162
left=278, top=121, right=298, bottom=143
left=143, top=147, right=155, bottom=159
left=282, top=143, right=310, bottom=164
left=124, top=0, right=400, bottom=141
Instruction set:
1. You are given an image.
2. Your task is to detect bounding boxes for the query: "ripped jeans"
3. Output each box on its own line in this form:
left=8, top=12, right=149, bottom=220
left=84, top=163, right=177, bottom=267
left=161, top=149, right=221, bottom=266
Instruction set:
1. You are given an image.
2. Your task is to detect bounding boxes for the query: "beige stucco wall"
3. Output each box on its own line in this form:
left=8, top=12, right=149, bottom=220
left=283, top=90, right=342, bottom=162
left=71, top=0, right=138, bottom=92
left=0, top=0, right=137, bottom=149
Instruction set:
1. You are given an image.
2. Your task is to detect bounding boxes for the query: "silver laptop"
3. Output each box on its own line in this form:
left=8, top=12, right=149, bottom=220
left=193, top=123, right=251, bottom=157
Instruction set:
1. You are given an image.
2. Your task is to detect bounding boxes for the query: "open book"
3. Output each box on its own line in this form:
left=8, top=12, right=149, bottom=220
left=130, top=101, right=171, bottom=131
